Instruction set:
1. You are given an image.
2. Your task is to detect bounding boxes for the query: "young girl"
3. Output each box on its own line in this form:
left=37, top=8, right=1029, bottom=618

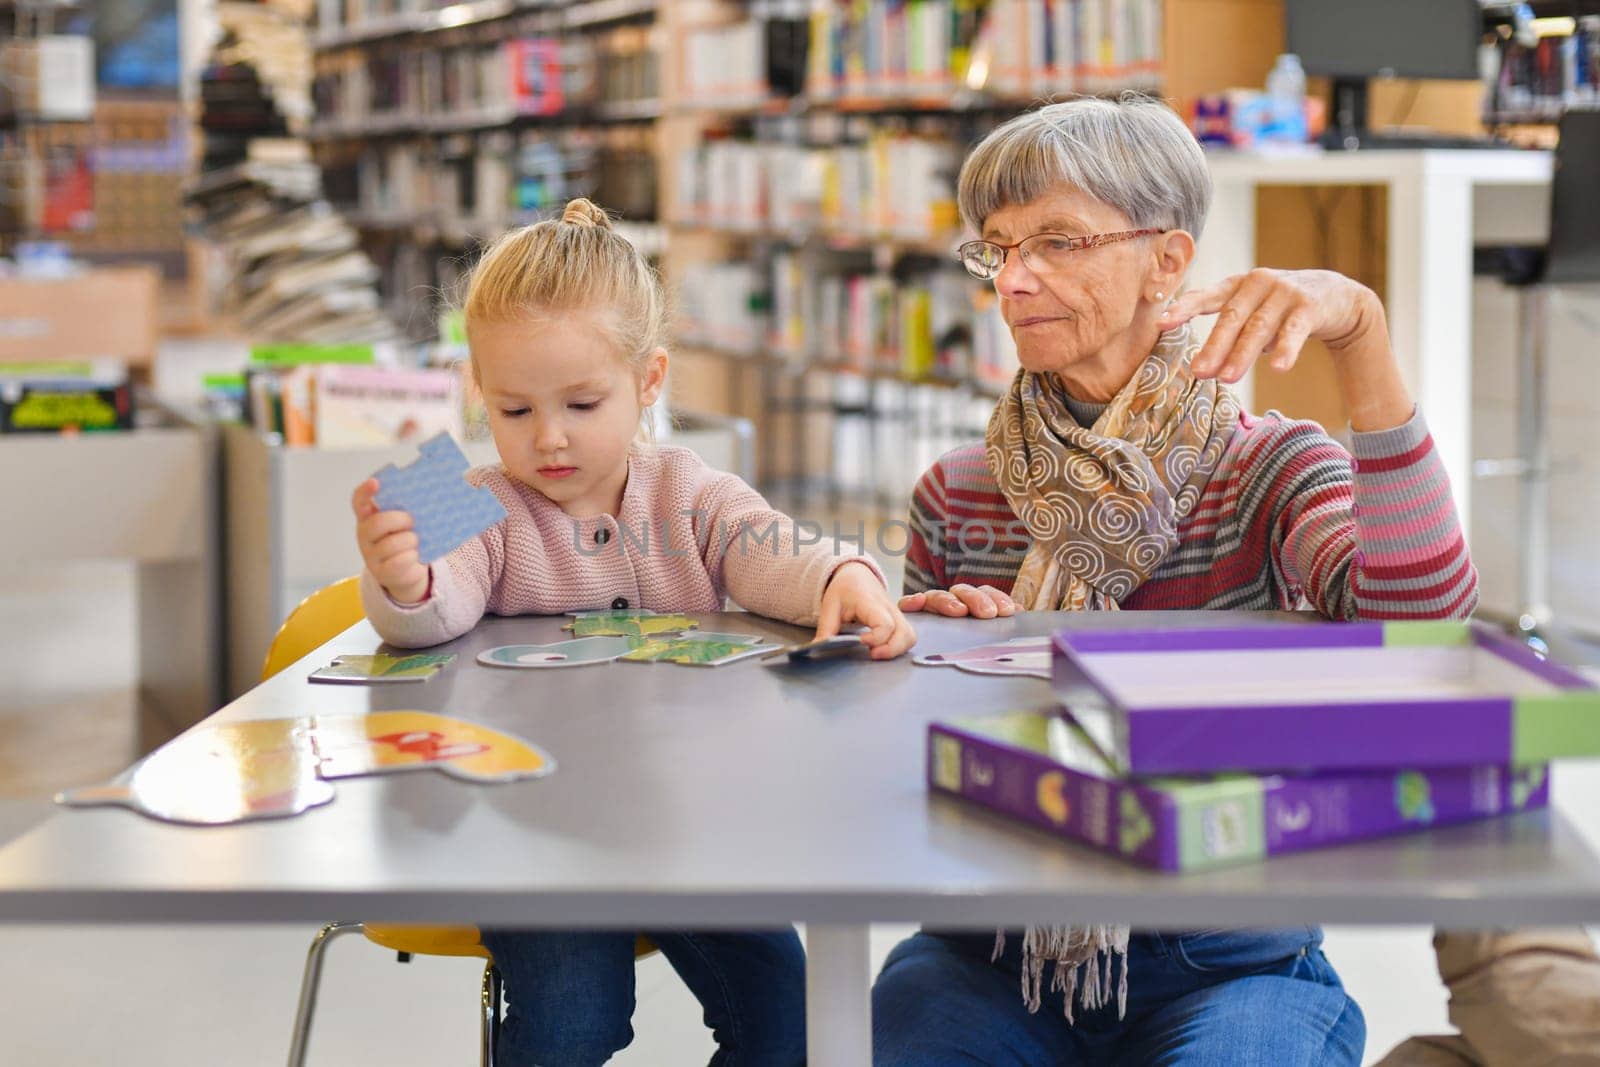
left=350, top=198, right=914, bottom=1066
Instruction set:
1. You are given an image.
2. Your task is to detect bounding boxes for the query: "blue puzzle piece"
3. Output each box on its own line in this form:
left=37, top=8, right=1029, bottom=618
left=372, top=432, right=507, bottom=564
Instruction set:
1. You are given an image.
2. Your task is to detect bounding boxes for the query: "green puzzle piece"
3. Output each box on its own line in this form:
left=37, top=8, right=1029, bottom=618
left=621, top=638, right=776, bottom=666
left=565, top=612, right=699, bottom=637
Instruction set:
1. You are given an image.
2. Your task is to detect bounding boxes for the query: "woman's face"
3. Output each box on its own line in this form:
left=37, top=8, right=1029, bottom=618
left=982, top=186, right=1161, bottom=399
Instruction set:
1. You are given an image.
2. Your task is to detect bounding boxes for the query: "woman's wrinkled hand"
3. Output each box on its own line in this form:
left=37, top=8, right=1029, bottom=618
left=1158, top=268, right=1387, bottom=384
left=898, top=584, right=1017, bottom=620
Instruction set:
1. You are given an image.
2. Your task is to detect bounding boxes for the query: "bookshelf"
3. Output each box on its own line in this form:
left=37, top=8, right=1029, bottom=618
left=309, top=0, right=663, bottom=339
left=1480, top=2, right=1600, bottom=138
left=0, top=3, right=94, bottom=255
left=660, top=0, right=1162, bottom=515
left=307, top=0, right=1176, bottom=514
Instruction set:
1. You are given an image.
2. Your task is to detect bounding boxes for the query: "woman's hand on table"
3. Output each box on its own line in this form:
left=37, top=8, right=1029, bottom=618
left=898, top=584, right=1017, bottom=620
left=1157, top=268, right=1414, bottom=432
left=816, top=561, right=917, bottom=660
left=351, top=478, right=430, bottom=605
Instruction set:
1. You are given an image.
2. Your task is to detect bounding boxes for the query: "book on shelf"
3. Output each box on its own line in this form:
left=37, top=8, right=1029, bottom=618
left=677, top=129, right=958, bottom=239
left=1483, top=15, right=1600, bottom=122
left=315, top=363, right=466, bottom=448
left=243, top=361, right=469, bottom=448
left=313, top=33, right=608, bottom=131
left=333, top=127, right=640, bottom=227
left=0, top=361, right=134, bottom=434
left=929, top=708, right=1551, bottom=873
left=187, top=151, right=400, bottom=343
left=680, top=254, right=1018, bottom=388
left=681, top=0, right=1162, bottom=106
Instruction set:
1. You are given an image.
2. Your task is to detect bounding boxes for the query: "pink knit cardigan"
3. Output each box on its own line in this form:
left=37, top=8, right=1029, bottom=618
left=362, top=444, right=884, bottom=648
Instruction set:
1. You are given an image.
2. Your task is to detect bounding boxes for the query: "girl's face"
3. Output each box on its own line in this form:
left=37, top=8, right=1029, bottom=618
left=470, top=311, right=666, bottom=518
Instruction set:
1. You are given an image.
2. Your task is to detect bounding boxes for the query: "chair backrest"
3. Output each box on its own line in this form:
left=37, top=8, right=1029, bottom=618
left=1543, top=108, right=1600, bottom=285
left=261, top=576, right=657, bottom=965
left=260, top=576, right=366, bottom=682
left=261, top=578, right=499, bottom=960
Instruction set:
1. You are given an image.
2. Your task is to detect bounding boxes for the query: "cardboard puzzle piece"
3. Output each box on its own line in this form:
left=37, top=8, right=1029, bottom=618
left=478, top=637, right=641, bottom=669
left=563, top=610, right=699, bottom=637
left=914, top=636, right=1053, bottom=678
left=309, top=652, right=456, bottom=684
left=57, top=711, right=553, bottom=825
left=678, top=631, right=765, bottom=646
left=312, top=711, right=553, bottom=783
left=620, top=636, right=780, bottom=667
left=373, top=432, right=507, bottom=564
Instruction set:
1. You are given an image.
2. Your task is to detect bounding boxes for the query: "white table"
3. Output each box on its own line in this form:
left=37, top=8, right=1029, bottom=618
left=2, top=610, right=1597, bottom=1066
left=1195, top=148, right=1554, bottom=525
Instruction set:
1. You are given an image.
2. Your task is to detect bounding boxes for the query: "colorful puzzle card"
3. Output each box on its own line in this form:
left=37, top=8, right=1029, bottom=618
left=620, top=636, right=780, bottom=666
left=563, top=611, right=699, bottom=637
left=372, top=432, right=507, bottom=564
left=478, top=637, right=639, bottom=669
left=929, top=709, right=1550, bottom=873
left=1052, top=621, right=1600, bottom=774
left=309, top=653, right=456, bottom=684
left=915, top=636, right=1052, bottom=678
left=57, top=711, right=554, bottom=825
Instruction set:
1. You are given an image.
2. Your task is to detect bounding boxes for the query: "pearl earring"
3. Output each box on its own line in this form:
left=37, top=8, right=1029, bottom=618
left=1153, top=291, right=1165, bottom=301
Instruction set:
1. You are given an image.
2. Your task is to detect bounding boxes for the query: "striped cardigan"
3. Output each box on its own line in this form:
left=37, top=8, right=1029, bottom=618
left=904, top=407, right=1479, bottom=620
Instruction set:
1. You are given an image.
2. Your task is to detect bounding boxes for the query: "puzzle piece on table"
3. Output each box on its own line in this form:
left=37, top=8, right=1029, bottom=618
left=478, top=637, right=641, bottom=669
left=312, top=711, right=553, bottom=784
left=620, top=637, right=780, bottom=667
left=56, top=711, right=553, bottom=826
left=373, top=432, right=507, bottom=564
left=678, top=631, right=765, bottom=645
left=913, top=636, right=1052, bottom=679
left=766, top=634, right=868, bottom=662
left=309, top=652, right=456, bottom=684
left=563, top=611, right=699, bottom=637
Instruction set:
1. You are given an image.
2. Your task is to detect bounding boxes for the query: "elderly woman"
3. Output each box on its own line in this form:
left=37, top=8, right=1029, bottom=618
left=873, top=95, right=1477, bottom=1063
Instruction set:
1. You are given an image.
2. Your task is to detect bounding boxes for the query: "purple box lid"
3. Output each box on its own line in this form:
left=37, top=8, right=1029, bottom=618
left=1049, top=620, right=1600, bottom=774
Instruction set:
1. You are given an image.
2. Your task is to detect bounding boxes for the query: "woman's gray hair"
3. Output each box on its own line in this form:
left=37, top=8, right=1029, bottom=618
left=957, top=93, right=1212, bottom=239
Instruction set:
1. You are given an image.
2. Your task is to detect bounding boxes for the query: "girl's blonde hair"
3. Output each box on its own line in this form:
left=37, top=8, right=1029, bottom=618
left=461, top=198, right=669, bottom=377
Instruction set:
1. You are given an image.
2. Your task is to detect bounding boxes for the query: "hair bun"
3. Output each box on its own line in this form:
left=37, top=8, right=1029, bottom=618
left=560, top=198, right=612, bottom=229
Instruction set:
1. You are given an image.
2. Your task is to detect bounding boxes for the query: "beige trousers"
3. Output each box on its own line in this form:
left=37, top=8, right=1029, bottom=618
left=1374, top=929, right=1600, bottom=1067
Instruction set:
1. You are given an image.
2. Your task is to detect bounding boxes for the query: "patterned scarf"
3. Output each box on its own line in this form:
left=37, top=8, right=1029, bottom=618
left=984, top=323, right=1240, bottom=1020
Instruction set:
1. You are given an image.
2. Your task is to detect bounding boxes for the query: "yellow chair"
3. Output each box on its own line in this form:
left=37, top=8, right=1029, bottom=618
left=272, top=578, right=651, bottom=1066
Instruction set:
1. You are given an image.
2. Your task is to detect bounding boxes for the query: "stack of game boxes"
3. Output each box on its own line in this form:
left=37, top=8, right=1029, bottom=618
left=927, top=622, right=1600, bottom=871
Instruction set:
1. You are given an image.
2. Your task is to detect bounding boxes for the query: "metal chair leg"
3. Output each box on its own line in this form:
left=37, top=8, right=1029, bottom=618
left=480, top=960, right=503, bottom=1067
left=286, top=921, right=366, bottom=1067
left=1514, top=285, right=1553, bottom=639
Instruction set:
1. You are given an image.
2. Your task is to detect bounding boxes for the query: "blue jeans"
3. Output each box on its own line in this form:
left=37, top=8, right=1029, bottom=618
left=479, top=927, right=806, bottom=1066
left=873, top=927, right=1364, bottom=1066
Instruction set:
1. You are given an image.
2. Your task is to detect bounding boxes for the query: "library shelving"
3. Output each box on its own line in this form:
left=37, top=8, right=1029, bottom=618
left=660, top=0, right=1161, bottom=512
left=307, top=0, right=1167, bottom=511
left=309, top=0, right=663, bottom=338
left=1481, top=1, right=1600, bottom=135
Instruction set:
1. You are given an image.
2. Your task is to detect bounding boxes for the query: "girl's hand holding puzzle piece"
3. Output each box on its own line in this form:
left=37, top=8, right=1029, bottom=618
left=353, top=477, right=430, bottom=605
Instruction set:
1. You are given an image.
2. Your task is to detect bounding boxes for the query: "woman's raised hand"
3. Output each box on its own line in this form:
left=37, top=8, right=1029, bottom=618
left=1157, top=268, right=1387, bottom=384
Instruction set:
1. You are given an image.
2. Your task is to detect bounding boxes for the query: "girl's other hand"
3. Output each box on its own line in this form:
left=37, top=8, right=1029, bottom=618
left=816, top=561, right=917, bottom=660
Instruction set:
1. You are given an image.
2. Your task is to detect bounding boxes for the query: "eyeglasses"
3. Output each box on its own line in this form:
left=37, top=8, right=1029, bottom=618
left=956, top=228, right=1165, bottom=281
